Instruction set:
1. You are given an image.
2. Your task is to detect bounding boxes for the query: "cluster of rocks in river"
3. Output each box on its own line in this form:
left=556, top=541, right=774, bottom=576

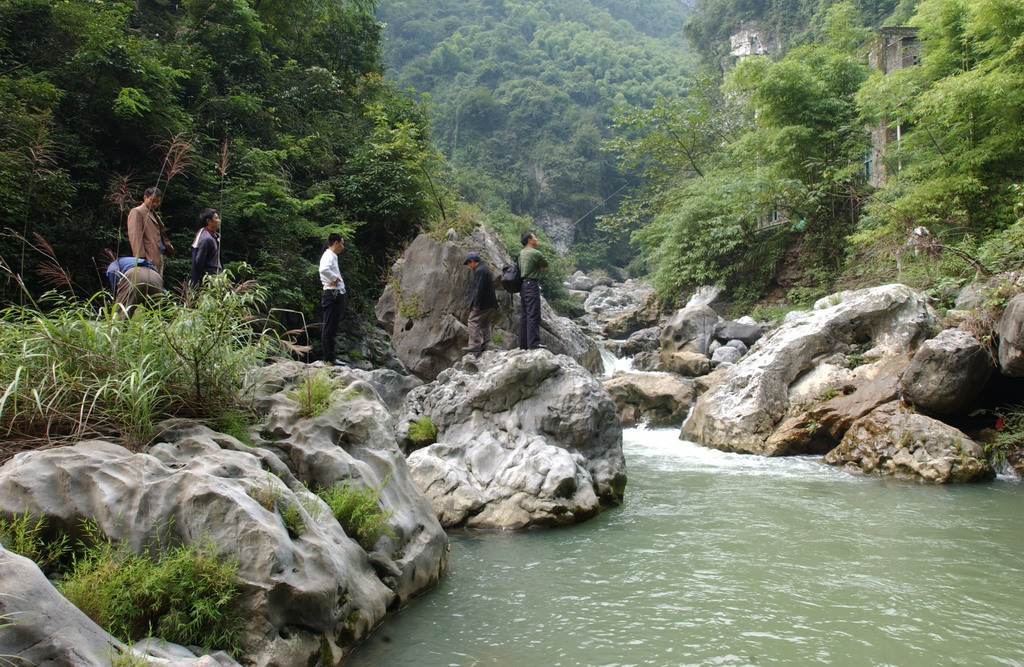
left=599, top=280, right=1024, bottom=482
left=375, top=228, right=1021, bottom=484
left=2, top=225, right=1022, bottom=664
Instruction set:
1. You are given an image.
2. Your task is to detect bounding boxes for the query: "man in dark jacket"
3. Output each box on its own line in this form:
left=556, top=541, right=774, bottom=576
left=463, top=252, right=499, bottom=354
left=189, top=208, right=222, bottom=288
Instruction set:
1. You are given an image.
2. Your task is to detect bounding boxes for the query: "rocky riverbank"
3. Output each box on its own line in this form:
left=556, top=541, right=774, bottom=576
left=594, top=277, right=1024, bottom=482
left=2, top=225, right=1021, bottom=665
left=0, top=227, right=628, bottom=664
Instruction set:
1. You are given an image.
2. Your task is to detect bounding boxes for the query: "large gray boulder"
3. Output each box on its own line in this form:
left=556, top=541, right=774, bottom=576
left=235, top=361, right=448, bottom=604
left=681, top=285, right=935, bottom=454
left=597, top=285, right=661, bottom=339
left=399, top=350, right=626, bottom=529
left=823, top=402, right=995, bottom=483
left=902, top=328, right=994, bottom=413
left=763, top=355, right=906, bottom=456
left=0, top=361, right=449, bottom=665
left=603, top=372, right=694, bottom=427
left=0, top=545, right=121, bottom=665
left=998, top=293, right=1024, bottom=376
left=0, top=439, right=388, bottom=664
left=565, top=270, right=596, bottom=291
left=711, top=345, right=743, bottom=367
left=713, top=320, right=763, bottom=347
left=617, top=326, right=662, bottom=357
left=660, top=304, right=720, bottom=359
left=660, top=350, right=711, bottom=377
left=376, top=229, right=601, bottom=380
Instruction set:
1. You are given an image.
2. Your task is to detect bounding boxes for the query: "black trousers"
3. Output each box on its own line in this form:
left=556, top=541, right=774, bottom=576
left=321, top=289, right=347, bottom=363
left=517, top=278, right=542, bottom=349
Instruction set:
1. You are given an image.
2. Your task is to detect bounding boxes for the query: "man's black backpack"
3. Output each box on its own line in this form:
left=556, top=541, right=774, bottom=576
left=501, top=258, right=523, bottom=294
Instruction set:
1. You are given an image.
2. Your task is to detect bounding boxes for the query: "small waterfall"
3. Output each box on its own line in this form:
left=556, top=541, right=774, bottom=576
left=599, top=346, right=634, bottom=378
left=686, top=285, right=721, bottom=307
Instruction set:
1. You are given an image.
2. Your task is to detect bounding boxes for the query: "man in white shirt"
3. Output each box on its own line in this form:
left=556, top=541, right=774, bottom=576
left=318, top=233, right=347, bottom=366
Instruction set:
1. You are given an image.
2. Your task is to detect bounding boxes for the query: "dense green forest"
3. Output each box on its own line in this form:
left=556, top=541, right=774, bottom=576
left=4, top=0, right=1023, bottom=325
left=607, top=0, right=1024, bottom=310
left=0, top=0, right=443, bottom=321
left=376, top=0, right=699, bottom=264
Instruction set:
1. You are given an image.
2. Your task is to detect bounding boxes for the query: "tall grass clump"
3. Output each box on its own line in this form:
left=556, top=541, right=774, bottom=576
left=59, top=526, right=242, bottom=655
left=407, top=414, right=438, bottom=447
left=0, top=273, right=277, bottom=450
left=316, top=479, right=395, bottom=550
left=0, top=512, right=70, bottom=572
left=287, top=371, right=338, bottom=419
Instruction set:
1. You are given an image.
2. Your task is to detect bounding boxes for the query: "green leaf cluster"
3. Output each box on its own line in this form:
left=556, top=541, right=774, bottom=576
left=617, top=0, right=1024, bottom=305
left=316, top=480, right=396, bottom=550
left=0, top=512, right=71, bottom=572
left=286, top=371, right=339, bottom=420
left=617, top=3, right=871, bottom=302
left=850, top=0, right=1024, bottom=286
left=407, top=414, right=438, bottom=447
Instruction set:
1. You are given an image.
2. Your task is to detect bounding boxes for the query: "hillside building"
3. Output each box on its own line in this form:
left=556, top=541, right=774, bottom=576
left=865, top=28, right=921, bottom=187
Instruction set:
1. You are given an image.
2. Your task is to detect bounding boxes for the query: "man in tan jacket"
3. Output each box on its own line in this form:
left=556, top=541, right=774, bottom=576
left=127, top=187, right=174, bottom=274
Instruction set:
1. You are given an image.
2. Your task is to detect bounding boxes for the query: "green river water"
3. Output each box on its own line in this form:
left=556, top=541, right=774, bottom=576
left=350, top=427, right=1024, bottom=667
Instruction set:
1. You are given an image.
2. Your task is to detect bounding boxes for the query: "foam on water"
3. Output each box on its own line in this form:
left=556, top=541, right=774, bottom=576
left=625, top=425, right=856, bottom=481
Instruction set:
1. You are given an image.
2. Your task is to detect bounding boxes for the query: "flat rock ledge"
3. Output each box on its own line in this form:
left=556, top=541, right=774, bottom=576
left=399, top=349, right=627, bottom=529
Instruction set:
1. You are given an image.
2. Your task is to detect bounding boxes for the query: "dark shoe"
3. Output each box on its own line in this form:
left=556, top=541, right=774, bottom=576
left=462, top=346, right=482, bottom=353
left=531, top=344, right=547, bottom=350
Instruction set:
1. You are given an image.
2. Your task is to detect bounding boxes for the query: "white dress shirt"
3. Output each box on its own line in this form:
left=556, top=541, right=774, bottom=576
left=319, top=247, right=346, bottom=292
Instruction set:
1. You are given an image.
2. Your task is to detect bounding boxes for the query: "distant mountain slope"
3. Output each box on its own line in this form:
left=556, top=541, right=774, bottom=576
left=376, top=0, right=698, bottom=252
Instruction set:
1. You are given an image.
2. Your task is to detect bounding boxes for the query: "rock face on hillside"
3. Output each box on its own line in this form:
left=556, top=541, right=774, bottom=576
left=681, top=285, right=936, bottom=455
left=376, top=229, right=601, bottom=381
left=0, top=361, right=448, bottom=665
left=398, top=350, right=626, bottom=529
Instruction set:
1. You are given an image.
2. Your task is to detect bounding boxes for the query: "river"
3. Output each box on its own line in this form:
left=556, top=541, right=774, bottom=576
left=350, top=426, right=1024, bottom=666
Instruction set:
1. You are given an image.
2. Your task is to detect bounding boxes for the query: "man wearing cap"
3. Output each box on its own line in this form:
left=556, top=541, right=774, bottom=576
left=462, top=252, right=499, bottom=354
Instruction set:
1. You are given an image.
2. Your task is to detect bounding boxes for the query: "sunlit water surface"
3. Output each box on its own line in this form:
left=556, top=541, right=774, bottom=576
left=349, top=428, right=1024, bottom=666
